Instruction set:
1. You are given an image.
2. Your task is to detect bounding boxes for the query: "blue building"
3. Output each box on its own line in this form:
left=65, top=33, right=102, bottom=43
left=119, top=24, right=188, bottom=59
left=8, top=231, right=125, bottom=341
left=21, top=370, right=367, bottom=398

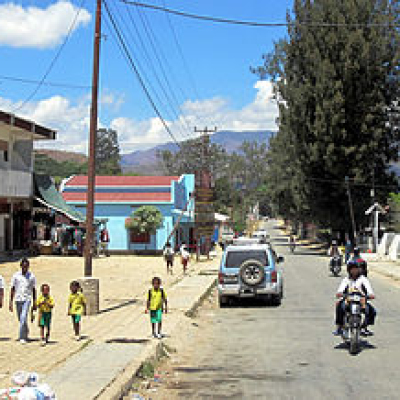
left=61, top=174, right=195, bottom=253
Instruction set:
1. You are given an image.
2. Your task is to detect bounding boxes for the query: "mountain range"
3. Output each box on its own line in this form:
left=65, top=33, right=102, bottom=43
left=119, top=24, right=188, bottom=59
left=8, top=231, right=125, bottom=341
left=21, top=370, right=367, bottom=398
left=121, top=130, right=274, bottom=174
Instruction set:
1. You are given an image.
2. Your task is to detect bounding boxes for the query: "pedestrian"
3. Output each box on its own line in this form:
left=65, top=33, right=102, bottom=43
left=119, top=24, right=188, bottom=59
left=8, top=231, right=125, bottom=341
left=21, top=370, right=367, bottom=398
left=345, top=235, right=353, bottom=264
left=36, top=284, right=55, bottom=346
left=163, top=242, right=174, bottom=274
left=9, top=258, right=37, bottom=344
left=100, top=227, right=110, bottom=257
left=0, top=273, right=4, bottom=310
left=146, top=277, right=168, bottom=339
left=68, top=281, right=86, bottom=341
left=180, top=244, right=190, bottom=273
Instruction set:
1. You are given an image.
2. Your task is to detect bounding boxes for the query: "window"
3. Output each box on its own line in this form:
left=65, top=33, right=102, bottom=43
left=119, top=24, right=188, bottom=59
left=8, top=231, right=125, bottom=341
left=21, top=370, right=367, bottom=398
left=130, top=231, right=150, bottom=243
left=0, top=140, right=8, bottom=163
left=225, top=250, right=269, bottom=268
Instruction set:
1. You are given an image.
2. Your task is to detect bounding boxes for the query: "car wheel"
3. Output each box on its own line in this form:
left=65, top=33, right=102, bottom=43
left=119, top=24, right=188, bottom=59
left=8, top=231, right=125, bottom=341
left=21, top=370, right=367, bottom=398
left=219, top=295, right=229, bottom=308
left=272, top=295, right=282, bottom=307
left=239, top=259, right=265, bottom=286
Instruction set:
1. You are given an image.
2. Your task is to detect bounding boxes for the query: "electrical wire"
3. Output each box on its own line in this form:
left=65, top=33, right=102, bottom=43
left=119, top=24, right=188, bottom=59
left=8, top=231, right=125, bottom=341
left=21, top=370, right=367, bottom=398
left=107, top=0, right=190, bottom=141
left=0, top=74, right=90, bottom=90
left=11, top=0, right=88, bottom=113
left=121, top=1, right=400, bottom=28
left=103, top=0, right=182, bottom=148
left=133, top=4, right=195, bottom=138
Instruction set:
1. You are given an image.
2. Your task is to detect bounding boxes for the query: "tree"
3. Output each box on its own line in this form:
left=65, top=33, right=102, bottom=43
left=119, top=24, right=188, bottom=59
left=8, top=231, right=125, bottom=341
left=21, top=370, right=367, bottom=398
left=96, top=128, right=121, bottom=175
left=125, top=206, right=163, bottom=235
left=254, top=0, right=400, bottom=232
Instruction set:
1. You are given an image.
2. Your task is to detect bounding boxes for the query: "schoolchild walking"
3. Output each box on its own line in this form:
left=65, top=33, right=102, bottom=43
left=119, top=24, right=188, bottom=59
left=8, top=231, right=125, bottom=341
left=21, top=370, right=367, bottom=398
left=36, top=284, right=55, bottom=346
left=146, top=277, right=167, bottom=339
left=68, top=281, right=86, bottom=341
left=163, top=242, right=174, bottom=274
left=180, top=244, right=190, bottom=274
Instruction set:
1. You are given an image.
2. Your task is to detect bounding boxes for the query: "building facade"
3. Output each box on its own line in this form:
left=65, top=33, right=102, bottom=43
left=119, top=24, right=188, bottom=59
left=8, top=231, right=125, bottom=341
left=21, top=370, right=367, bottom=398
left=61, top=174, right=195, bottom=253
left=0, top=110, right=56, bottom=253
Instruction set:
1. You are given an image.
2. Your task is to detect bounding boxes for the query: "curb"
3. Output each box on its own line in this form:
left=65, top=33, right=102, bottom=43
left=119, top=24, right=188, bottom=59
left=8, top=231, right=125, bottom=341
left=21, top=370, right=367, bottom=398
left=96, top=274, right=217, bottom=400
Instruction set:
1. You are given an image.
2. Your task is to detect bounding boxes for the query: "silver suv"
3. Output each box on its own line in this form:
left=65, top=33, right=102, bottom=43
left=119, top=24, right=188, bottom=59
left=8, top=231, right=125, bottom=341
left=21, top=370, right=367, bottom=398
left=218, top=243, right=284, bottom=307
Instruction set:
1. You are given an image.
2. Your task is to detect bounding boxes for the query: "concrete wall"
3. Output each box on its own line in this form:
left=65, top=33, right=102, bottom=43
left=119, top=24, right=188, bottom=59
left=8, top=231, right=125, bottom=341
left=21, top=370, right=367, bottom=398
left=0, top=170, right=33, bottom=198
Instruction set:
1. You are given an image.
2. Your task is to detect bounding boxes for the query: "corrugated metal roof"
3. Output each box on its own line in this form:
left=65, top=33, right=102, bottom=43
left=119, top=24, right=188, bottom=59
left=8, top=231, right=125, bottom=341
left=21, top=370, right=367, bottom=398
left=66, top=175, right=180, bottom=187
left=62, top=192, right=172, bottom=203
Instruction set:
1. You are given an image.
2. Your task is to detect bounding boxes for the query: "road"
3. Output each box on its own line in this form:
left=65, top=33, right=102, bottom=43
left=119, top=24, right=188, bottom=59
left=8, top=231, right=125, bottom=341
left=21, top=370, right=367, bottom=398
left=156, top=221, right=400, bottom=399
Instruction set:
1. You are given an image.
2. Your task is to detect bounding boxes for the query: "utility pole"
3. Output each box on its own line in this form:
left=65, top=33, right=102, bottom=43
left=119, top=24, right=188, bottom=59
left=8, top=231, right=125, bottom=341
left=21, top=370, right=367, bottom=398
left=194, top=127, right=217, bottom=260
left=345, top=176, right=357, bottom=244
left=84, top=0, right=102, bottom=278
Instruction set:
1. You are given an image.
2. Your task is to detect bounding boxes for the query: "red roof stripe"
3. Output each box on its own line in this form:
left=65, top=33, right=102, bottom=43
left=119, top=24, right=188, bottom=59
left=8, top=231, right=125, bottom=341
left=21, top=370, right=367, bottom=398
left=62, top=192, right=171, bottom=202
left=66, top=175, right=180, bottom=187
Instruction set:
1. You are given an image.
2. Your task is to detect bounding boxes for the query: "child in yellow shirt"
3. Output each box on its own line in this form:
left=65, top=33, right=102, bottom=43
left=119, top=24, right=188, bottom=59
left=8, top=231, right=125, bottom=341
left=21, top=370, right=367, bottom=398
left=36, top=284, right=55, bottom=346
left=146, top=277, right=168, bottom=339
left=68, top=281, right=86, bottom=341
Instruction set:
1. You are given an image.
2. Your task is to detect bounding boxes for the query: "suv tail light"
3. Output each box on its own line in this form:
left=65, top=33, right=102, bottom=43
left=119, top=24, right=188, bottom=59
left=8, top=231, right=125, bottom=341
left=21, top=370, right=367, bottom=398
left=271, top=270, right=278, bottom=283
left=218, top=272, right=225, bottom=284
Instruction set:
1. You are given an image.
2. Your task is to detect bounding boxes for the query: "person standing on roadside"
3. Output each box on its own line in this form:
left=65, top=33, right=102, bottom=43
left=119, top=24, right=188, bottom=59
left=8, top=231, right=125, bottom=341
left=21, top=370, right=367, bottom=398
left=163, top=242, right=174, bottom=275
left=180, top=244, right=190, bottom=274
left=345, top=235, right=353, bottom=264
left=100, top=227, right=110, bottom=257
left=9, top=258, right=37, bottom=344
left=0, top=274, right=4, bottom=309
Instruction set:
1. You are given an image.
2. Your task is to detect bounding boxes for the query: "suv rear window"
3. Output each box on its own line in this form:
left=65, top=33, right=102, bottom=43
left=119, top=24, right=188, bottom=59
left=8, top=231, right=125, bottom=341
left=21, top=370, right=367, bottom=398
left=225, top=250, right=268, bottom=268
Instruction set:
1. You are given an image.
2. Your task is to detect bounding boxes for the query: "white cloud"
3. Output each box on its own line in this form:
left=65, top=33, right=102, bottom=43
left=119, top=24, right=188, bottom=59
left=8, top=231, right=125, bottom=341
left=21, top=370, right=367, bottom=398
left=0, top=1, right=91, bottom=49
left=115, top=80, right=279, bottom=152
left=0, top=80, right=278, bottom=154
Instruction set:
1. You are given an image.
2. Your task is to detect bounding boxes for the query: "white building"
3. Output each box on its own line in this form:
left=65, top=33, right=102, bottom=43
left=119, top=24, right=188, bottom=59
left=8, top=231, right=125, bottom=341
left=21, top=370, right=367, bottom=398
left=0, top=110, right=56, bottom=253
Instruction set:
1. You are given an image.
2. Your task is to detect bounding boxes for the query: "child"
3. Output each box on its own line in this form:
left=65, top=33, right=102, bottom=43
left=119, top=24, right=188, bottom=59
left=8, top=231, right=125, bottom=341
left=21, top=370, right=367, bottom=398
left=146, top=277, right=167, bottom=339
left=180, top=245, right=190, bottom=273
left=163, top=242, right=174, bottom=275
left=68, top=281, right=86, bottom=341
left=36, top=284, right=55, bottom=346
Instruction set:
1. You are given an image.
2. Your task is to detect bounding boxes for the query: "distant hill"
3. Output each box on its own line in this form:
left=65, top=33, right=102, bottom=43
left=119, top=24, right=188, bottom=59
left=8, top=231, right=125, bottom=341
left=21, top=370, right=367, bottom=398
left=121, top=130, right=274, bottom=174
left=35, top=149, right=87, bottom=165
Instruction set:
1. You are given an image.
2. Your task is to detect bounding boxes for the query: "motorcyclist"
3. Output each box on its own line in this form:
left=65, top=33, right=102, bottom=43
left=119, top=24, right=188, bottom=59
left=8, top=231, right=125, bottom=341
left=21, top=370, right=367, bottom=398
left=348, top=247, right=368, bottom=277
left=328, top=240, right=342, bottom=270
left=333, top=260, right=376, bottom=337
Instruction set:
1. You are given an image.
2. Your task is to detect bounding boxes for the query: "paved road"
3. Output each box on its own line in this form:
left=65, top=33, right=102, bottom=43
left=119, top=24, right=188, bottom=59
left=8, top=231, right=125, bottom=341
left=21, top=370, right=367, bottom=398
left=163, top=221, right=400, bottom=399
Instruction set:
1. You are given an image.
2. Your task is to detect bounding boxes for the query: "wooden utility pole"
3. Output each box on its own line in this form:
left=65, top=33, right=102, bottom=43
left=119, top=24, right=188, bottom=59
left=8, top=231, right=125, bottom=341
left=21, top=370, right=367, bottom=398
left=84, top=0, right=102, bottom=277
left=194, top=127, right=217, bottom=260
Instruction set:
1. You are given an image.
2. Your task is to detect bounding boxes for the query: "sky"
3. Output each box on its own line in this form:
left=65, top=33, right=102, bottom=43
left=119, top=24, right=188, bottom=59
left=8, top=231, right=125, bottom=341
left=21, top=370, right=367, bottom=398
left=0, top=0, right=293, bottom=154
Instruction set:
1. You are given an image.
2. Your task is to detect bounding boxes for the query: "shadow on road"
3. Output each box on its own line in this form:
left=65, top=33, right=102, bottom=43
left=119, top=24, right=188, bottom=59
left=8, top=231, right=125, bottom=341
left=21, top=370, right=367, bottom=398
left=105, top=338, right=150, bottom=344
left=99, top=299, right=137, bottom=314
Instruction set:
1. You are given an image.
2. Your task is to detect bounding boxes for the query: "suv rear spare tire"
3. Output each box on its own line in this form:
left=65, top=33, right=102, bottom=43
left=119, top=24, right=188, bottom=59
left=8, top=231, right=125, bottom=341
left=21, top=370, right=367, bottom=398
left=239, top=259, right=265, bottom=286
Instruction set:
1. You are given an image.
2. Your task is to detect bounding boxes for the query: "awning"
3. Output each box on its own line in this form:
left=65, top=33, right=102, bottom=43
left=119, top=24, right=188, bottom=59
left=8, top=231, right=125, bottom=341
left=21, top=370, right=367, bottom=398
left=34, top=174, right=85, bottom=223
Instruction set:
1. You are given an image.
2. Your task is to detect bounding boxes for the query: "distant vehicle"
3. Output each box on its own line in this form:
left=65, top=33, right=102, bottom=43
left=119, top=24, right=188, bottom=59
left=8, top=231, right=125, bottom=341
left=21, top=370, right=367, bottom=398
left=218, top=243, right=284, bottom=307
left=232, top=237, right=267, bottom=246
left=219, top=227, right=235, bottom=248
left=253, top=229, right=268, bottom=238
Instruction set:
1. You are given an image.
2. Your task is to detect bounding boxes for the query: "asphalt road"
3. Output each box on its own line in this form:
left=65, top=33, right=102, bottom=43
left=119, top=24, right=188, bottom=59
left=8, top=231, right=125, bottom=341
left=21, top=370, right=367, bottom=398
left=162, top=221, right=400, bottom=399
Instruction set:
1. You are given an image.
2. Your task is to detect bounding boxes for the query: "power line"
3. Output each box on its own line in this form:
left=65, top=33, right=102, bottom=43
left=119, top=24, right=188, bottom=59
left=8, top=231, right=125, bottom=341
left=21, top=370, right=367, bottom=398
left=11, top=0, right=88, bottom=113
left=134, top=4, right=194, bottom=138
left=121, top=1, right=400, bottom=28
left=103, top=0, right=182, bottom=148
left=108, top=0, right=190, bottom=141
left=0, top=74, right=90, bottom=89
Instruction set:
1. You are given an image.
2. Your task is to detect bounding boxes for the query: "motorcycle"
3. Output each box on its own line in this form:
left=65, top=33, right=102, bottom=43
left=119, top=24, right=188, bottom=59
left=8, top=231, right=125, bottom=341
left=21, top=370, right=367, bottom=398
left=329, top=255, right=342, bottom=276
left=341, top=291, right=365, bottom=355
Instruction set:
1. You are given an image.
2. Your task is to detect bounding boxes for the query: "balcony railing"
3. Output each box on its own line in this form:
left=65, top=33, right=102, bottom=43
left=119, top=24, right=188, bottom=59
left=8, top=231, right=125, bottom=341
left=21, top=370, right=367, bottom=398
left=0, top=169, right=33, bottom=198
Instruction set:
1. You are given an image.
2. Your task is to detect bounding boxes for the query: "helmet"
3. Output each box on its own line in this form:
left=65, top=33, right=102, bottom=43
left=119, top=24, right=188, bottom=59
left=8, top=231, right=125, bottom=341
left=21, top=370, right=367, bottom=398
left=332, top=240, right=337, bottom=245
left=347, top=259, right=360, bottom=275
left=353, top=247, right=360, bottom=256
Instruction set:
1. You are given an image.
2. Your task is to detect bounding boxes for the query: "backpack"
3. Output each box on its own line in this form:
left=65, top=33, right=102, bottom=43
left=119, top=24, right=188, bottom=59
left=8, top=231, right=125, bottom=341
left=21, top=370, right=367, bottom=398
left=148, top=288, right=165, bottom=302
left=164, top=248, right=174, bottom=261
